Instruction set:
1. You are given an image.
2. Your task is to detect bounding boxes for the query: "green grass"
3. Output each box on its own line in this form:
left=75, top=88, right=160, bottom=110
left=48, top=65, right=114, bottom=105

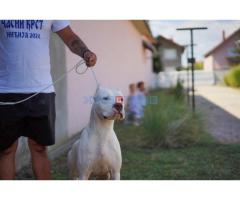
left=117, top=124, right=240, bottom=180
left=140, top=89, right=204, bottom=148
left=48, top=123, right=240, bottom=180
left=17, top=90, right=240, bottom=180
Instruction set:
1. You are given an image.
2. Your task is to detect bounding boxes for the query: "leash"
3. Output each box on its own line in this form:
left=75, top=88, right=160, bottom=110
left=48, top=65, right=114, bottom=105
left=0, top=59, right=99, bottom=105
left=90, top=67, right=100, bottom=87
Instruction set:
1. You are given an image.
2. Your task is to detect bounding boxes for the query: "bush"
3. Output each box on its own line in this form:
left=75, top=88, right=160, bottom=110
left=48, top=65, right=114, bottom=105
left=153, top=55, right=163, bottom=73
left=194, top=61, right=204, bottom=70
left=172, top=78, right=185, bottom=100
left=224, top=65, right=240, bottom=87
left=142, top=90, right=203, bottom=148
left=176, top=66, right=184, bottom=71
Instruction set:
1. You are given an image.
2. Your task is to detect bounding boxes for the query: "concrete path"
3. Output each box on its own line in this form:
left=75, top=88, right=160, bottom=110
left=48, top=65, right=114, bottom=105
left=195, top=86, right=240, bottom=143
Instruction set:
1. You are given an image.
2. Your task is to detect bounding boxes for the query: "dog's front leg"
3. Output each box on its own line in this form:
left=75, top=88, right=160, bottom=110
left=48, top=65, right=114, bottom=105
left=78, top=173, right=90, bottom=180
left=110, top=171, right=120, bottom=180
left=78, top=169, right=91, bottom=180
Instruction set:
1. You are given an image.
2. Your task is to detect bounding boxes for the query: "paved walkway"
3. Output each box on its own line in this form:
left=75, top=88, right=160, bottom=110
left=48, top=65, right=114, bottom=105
left=195, top=86, right=240, bottom=144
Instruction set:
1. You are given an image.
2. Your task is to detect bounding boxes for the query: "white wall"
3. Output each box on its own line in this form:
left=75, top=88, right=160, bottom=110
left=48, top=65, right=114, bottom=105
left=204, top=55, right=214, bottom=71
left=157, top=70, right=215, bottom=88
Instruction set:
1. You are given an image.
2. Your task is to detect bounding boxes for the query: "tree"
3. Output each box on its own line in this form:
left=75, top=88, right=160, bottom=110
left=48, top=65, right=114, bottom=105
left=153, top=54, right=163, bottom=73
left=152, top=36, right=164, bottom=73
left=152, top=36, right=164, bottom=88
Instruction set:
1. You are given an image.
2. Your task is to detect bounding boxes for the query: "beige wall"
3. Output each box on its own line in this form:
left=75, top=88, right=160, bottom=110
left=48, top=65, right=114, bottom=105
left=204, top=55, right=214, bottom=71
left=52, top=20, right=153, bottom=141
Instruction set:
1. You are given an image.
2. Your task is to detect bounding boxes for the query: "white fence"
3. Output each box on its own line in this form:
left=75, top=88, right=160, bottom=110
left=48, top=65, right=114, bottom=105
left=152, top=70, right=215, bottom=88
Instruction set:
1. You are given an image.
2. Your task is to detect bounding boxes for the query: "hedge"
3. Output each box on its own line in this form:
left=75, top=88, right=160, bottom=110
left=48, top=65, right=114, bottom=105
left=224, top=65, right=240, bottom=87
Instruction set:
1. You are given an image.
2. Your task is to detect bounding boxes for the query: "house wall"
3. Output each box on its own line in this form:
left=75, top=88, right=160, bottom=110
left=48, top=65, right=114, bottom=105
left=158, top=70, right=215, bottom=88
left=204, top=33, right=240, bottom=71
left=204, top=55, right=214, bottom=71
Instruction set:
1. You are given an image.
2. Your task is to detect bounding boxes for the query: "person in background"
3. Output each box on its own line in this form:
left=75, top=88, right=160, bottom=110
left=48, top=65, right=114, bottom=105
left=136, top=81, right=147, bottom=120
left=125, top=83, right=141, bottom=126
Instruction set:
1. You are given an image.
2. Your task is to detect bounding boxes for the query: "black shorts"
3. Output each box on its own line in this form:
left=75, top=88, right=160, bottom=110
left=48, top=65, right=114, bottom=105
left=0, top=93, right=56, bottom=151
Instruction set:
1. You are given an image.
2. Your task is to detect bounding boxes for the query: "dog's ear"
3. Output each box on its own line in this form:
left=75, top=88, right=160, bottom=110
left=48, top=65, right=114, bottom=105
left=97, top=85, right=103, bottom=90
left=94, top=85, right=102, bottom=102
left=95, top=85, right=100, bottom=94
left=96, top=85, right=104, bottom=94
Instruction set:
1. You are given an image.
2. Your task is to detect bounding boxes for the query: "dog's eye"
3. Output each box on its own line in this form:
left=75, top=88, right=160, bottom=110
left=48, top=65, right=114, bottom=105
left=103, top=97, right=109, bottom=100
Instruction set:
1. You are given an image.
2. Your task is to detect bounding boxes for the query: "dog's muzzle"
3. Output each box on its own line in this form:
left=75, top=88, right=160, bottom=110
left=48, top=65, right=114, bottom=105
left=113, top=103, right=123, bottom=112
left=113, top=103, right=125, bottom=119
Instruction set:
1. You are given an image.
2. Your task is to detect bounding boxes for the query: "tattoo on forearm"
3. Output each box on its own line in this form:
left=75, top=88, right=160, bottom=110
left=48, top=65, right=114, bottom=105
left=69, top=37, right=89, bottom=58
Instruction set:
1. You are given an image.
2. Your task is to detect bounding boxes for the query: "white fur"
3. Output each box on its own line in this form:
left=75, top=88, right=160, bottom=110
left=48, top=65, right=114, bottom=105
left=67, top=86, right=125, bottom=180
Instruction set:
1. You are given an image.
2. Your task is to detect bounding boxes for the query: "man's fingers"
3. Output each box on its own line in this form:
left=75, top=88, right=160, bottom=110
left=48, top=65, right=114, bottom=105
left=86, top=59, right=95, bottom=67
left=86, top=56, right=97, bottom=67
left=83, top=51, right=97, bottom=67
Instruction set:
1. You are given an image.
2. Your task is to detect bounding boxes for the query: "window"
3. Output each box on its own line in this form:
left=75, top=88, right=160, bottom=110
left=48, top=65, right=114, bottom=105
left=227, top=47, right=239, bottom=57
left=163, top=49, right=177, bottom=60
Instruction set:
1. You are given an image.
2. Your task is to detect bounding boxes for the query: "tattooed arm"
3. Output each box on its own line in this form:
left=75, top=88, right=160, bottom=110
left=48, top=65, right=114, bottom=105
left=56, top=26, right=97, bottom=67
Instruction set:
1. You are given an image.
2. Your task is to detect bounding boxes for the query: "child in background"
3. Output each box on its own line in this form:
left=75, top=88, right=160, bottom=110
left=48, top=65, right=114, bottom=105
left=136, top=81, right=147, bottom=120
left=125, top=83, right=141, bottom=126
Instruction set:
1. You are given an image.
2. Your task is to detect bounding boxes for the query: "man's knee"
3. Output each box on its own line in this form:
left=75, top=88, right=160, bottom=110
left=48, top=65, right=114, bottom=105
left=28, top=139, right=47, bottom=155
left=0, top=142, right=18, bottom=158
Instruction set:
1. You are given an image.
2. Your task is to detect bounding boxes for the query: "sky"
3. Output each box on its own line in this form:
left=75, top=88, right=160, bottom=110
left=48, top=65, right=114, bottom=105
left=149, top=20, right=240, bottom=65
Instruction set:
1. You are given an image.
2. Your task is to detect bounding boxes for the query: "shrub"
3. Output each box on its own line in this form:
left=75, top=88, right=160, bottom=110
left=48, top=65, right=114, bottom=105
left=172, top=78, right=185, bottom=100
left=194, top=61, right=204, bottom=70
left=153, top=55, right=163, bottom=73
left=176, top=66, right=184, bottom=71
left=224, top=65, right=240, bottom=87
left=142, top=91, right=203, bottom=148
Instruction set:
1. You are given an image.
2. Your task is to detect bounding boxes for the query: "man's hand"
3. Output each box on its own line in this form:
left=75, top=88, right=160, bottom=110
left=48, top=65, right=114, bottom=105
left=56, top=26, right=97, bottom=67
left=83, top=50, right=97, bottom=67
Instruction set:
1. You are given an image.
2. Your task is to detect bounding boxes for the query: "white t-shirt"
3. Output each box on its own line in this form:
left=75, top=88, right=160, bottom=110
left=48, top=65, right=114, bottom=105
left=0, top=20, right=70, bottom=93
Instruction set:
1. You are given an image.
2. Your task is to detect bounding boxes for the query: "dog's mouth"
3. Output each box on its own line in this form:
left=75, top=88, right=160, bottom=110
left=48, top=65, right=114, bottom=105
left=113, top=109, right=124, bottom=120
left=103, top=116, right=108, bottom=119
left=103, top=111, right=124, bottom=120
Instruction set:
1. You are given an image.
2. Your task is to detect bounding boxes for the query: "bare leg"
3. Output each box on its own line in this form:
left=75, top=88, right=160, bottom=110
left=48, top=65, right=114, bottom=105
left=28, top=138, right=51, bottom=180
left=0, top=140, right=18, bottom=180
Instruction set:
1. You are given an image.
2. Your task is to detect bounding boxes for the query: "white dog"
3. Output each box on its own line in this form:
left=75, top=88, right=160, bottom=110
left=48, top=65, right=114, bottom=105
left=67, top=86, right=125, bottom=180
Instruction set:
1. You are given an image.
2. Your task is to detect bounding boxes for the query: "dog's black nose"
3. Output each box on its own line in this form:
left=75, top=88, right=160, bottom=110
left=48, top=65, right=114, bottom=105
left=113, top=103, right=123, bottom=112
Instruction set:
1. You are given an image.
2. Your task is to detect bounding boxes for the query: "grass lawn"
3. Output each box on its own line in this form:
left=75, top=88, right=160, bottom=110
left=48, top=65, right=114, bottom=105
left=117, top=125, right=240, bottom=180
left=48, top=124, right=240, bottom=180
left=17, top=90, right=240, bottom=180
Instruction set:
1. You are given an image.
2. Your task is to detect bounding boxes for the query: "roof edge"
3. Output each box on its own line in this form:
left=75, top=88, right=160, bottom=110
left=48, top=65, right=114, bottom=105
left=205, top=28, right=240, bottom=58
left=131, top=20, right=156, bottom=44
left=156, top=35, right=185, bottom=53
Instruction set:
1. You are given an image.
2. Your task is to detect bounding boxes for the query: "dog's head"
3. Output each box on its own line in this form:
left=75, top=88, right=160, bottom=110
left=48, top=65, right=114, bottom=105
left=93, top=86, right=125, bottom=120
